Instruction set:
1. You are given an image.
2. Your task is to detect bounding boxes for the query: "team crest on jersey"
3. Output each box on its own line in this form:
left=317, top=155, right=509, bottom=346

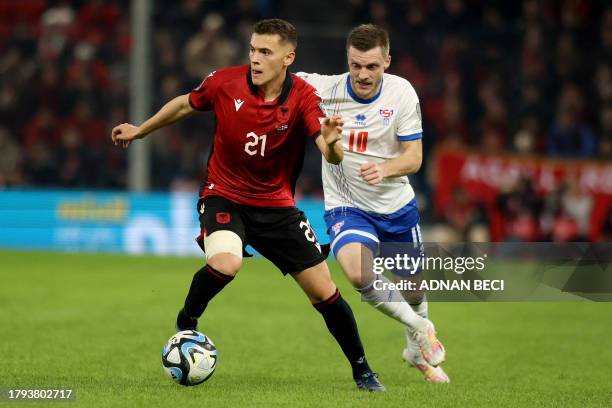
left=355, top=114, right=367, bottom=127
left=278, top=106, right=290, bottom=122
left=332, top=221, right=345, bottom=235
left=216, top=212, right=231, bottom=224
left=274, top=106, right=290, bottom=132
left=379, top=108, right=394, bottom=126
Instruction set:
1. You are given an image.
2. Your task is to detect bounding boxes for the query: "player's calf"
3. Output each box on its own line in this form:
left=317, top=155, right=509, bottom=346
left=295, top=263, right=383, bottom=389
left=177, top=264, right=236, bottom=331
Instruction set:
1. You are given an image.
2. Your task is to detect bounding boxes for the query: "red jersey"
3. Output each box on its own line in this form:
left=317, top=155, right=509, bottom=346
left=189, top=65, right=324, bottom=207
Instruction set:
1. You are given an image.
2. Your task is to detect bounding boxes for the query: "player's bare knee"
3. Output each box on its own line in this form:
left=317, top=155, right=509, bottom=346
left=207, top=253, right=242, bottom=276
left=309, top=282, right=337, bottom=304
left=345, top=268, right=368, bottom=289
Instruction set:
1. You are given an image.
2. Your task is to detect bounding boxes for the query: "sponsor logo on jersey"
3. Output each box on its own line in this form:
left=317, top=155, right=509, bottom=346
left=234, top=98, right=244, bottom=111
left=276, top=124, right=289, bottom=132
left=355, top=114, right=367, bottom=127
left=332, top=221, right=345, bottom=235
left=379, top=108, right=394, bottom=125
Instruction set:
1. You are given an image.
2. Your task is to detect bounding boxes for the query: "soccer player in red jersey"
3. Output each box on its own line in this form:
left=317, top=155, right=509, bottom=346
left=111, top=19, right=384, bottom=391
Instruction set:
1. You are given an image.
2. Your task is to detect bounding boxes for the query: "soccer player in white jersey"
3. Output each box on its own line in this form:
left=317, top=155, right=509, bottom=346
left=298, top=24, right=449, bottom=383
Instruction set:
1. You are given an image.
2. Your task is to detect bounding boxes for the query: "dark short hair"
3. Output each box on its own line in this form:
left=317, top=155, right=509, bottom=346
left=252, top=19, right=297, bottom=48
left=346, top=24, right=390, bottom=55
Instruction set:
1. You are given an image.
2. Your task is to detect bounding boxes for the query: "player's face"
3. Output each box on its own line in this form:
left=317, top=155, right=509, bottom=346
left=347, top=46, right=390, bottom=100
left=249, top=34, right=295, bottom=86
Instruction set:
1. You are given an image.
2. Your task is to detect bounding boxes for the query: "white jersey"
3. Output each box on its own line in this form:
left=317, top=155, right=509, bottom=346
left=298, top=72, right=422, bottom=214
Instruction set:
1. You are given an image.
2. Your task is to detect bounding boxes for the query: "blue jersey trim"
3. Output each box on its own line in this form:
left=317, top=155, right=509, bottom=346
left=346, top=75, right=383, bottom=104
left=398, top=132, right=422, bottom=141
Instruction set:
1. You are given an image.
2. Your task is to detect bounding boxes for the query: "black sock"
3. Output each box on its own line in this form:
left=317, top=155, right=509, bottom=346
left=183, top=264, right=234, bottom=318
left=314, top=289, right=371, bottom=379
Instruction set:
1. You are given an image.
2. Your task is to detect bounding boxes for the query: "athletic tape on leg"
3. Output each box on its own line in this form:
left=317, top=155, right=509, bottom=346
left=204, top=230, right=243, bottom=260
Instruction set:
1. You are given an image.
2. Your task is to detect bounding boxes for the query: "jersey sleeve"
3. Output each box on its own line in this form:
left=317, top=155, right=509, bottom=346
left=396, top=84, right=423, bottom=141
left=188, top=70, right=219, bottom=111
left=300, top=85, right=326, bottom=138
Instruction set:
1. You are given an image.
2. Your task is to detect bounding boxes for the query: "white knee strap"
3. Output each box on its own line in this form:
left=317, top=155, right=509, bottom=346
left=204, top=230, right=243, bottom=260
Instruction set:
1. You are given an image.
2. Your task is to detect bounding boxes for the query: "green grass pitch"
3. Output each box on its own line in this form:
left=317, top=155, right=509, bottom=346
left=0, top=250, right=611, bottom=408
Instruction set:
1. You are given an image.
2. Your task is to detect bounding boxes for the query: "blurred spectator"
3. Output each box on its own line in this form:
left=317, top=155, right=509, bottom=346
left=33, top=63, right=63, bottom=109
left=513, top=115, right=543, bottom=154
left=444, top=187, right=487, bottom=241
left=551, top=210, right=579, bottom=242
left=560, top=179, right=592, bottom=240
left=183, top=13, right=239, bottom=81
left=0, top=0, right=609, bottom=236
left=597, top=7, right=612, bottom=61
left=23, top=107, right=60, bottom=147
left=62, top=100, right=107, bottom=146
left=554, top=32, right=583, bottom=82
left=498, top=178, right=542, bottom=241
left=594, top=63, right=612, bottom=104
left=23, top=139, right=57, bottom=186
left=0, top=126, right=22, bottom=186
left=547, top=84, right=596, bottom=157
left=598, top=103, right=612, bottom=158
left=57, top=126, right=90, bottom=187
left=38, top=2, right=74, bottom=61
left=601, top=205, right=612, bottom=241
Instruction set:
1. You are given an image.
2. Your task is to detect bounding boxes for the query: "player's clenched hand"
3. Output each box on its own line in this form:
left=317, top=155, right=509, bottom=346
left=321, top=114, right=344, bottom=145
left=111, top=123, right=143, bottom=148
left=360, top=162, right=386, bottom=185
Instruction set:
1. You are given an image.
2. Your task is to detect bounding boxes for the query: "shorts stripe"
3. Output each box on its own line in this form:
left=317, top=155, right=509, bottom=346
left=330, top=229, right=379, bottom=254
left=416, top=224, right=422, bottom=243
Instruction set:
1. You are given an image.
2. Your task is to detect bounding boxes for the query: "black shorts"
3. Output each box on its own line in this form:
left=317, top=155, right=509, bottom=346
left=196, top=195, right=326, bottom=275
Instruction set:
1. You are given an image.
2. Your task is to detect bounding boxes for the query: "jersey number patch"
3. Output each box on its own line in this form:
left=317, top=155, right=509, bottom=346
left=348, top=130, right=368, bottom=153
left=244, top=132, right=267, bottom=157
left=299, top=220, right=321, bottom=253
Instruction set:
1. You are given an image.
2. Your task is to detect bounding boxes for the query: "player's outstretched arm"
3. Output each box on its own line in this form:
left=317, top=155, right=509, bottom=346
left=316, top=114, right=344, bottom=164
left=360, top=139, right=422, bottom=185
left=111, top=94, right=195, bottom=148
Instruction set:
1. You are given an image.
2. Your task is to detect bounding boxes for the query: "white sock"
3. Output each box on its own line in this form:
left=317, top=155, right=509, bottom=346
left=358, top=275, right=422, bottom=328
left=409, top=295, right=428, bottom=319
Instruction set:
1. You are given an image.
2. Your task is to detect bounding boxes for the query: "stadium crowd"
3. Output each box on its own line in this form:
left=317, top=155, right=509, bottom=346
left=0, top=0, right=611, bottom=241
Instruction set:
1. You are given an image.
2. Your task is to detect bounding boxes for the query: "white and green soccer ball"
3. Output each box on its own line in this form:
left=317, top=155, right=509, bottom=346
left=161, top=330, right=218, bottom=386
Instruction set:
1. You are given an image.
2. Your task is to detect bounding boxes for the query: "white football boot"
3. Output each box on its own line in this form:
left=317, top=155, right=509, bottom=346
left=402, top=332, right=450, bottom=384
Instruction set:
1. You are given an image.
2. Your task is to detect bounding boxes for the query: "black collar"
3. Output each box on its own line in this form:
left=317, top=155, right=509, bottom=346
left=246, top=66, right=293, bottom=105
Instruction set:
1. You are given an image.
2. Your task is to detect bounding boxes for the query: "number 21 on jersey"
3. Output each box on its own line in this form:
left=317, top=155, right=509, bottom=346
left=348, top=130, right=368, bottom=153
left=244, top=131, right=267, bottom=156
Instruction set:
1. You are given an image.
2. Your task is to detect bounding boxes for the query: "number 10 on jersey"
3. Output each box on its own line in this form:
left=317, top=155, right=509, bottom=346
left=348, top=130, right=368, bottom=153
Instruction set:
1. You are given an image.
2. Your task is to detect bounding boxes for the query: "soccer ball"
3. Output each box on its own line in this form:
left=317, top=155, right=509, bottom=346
left=161, top=330, right=218, bottom=386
